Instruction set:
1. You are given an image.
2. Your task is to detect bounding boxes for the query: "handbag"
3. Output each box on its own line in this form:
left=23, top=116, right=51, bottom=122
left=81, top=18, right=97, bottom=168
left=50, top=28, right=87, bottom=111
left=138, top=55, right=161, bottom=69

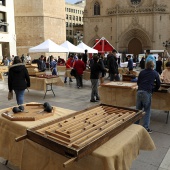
left=70, top=68, right=77, bottom=77
left=8, top=91, right=13, bottom=100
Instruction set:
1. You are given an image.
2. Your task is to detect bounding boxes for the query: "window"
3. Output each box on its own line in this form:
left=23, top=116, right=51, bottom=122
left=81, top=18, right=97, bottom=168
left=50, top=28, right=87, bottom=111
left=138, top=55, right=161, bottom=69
left=0, top=11, right=7, bottom=32
left=73, top=16, right=75, bottom=20
left=79, top=17, right=81, bottom=21
left=0, top=0, right=5, bottom=6
left=131, top=0, right=141, bottom=4
left=76, top=16, right=78, bottom=21
left=69, top=23, right=72, bottom=27
left=69, top=15, right=72, bottom=20
left=66, top=30, right=68, bottom=35
left=94, top=2, right=100, bottom=15
left=66, top=22, right=68, bottom=27
left=66, top=15, right=68, bottom=19
left=70, top=30, right=72, bottom=35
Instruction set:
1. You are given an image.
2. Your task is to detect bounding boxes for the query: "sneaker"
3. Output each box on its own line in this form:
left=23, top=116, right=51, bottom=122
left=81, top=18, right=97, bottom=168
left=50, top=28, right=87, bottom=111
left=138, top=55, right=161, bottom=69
left=64, top=80, right=67, bottom=83
left=147, top=129, right=153, bottom=134
left=69, top=79, right=73, bottom=82
left=90, top=99, right=97, bottom=102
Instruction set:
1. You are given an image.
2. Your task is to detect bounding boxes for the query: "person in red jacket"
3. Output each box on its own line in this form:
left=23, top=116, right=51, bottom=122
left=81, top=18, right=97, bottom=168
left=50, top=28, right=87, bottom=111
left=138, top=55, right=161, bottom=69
left=64, top=55, right=74, bottom=83
left=74, top=54, right=86, bottom=88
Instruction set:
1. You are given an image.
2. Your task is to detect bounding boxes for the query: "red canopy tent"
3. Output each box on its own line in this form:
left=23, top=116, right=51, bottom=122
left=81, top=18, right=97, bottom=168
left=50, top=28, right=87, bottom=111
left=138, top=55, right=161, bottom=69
left=92, top=37, right=116, bottom=53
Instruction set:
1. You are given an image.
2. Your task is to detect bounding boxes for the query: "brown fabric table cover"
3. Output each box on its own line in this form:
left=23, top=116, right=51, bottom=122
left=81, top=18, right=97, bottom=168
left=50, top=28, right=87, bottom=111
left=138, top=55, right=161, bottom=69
left=99, top=82, right=170, bottom=110
left=83, top=70, right=90, bottom=81
left=20, top=124, right=155, bottom=170
left=29, top=76, right=64, bottom=92
left=0, top=104, right=75, bottom=169
left=65, top=69, right=91, bottom=80
left=0, top=66, right=8, bottom=73
left=58, top=66, right=66, bottom=72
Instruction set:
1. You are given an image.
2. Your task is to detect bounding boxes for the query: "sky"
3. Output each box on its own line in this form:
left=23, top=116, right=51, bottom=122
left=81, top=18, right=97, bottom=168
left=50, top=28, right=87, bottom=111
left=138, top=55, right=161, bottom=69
left=65, top=0, right=79, bottom=4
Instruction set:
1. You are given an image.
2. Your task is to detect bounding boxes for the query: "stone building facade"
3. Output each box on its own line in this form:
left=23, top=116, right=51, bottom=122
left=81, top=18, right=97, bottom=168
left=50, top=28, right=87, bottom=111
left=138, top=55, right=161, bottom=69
left=14, top=0, right=66, bottom=58
left=65, top=1, right=85, bottom=45
left=84, top=0, right=170, bottom=56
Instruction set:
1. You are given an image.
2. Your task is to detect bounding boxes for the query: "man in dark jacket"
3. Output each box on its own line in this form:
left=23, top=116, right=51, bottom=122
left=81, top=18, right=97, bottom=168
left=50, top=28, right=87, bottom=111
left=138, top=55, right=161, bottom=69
left=8, top=56, right=30, bottom=106
left=136, top=60, right=160, bottom=133
left=90, top=55, right=106, bottom=102
left=108, top=50, right=120, bottom=81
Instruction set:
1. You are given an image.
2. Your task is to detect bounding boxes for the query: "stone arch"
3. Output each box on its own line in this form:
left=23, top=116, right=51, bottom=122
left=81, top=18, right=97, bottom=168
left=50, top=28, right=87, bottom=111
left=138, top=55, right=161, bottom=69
left=88, top=35, right=100, bottom=47
left=118, top=28, right=152, bottom=53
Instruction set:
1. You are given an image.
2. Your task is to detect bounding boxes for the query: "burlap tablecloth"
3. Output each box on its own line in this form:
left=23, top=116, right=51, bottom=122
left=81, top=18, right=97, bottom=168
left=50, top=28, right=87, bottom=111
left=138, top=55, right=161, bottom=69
left=0, top=66, right=8, bottom=73
left=29, top=76, right=64, bottom=92
left=83, top=70, right=90, bottom=81
left=0, top=104, right=75, bottom=169
left=20, top=124, right=155, bottom=170
left=99, top=82, right=170, bottom=111
left=0, top=103, right=155, bottom=170
left=58, top=66, right=66, bottom=72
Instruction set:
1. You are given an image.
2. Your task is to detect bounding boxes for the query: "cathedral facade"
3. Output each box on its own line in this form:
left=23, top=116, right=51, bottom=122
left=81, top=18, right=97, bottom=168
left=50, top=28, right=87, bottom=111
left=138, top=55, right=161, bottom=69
left=84, top=0, right=170, bottom=55
left=14, top=0, right=66, bottom=57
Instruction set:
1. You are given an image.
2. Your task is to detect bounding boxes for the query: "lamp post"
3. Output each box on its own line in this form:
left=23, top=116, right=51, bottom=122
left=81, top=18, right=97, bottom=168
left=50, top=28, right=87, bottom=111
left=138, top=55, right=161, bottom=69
left=74, top=31, right=83, bottom=45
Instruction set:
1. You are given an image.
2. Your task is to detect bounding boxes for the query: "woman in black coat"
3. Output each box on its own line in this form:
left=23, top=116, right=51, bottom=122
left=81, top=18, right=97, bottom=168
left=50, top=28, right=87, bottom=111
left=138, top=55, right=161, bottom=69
left=8, top=56, right=30, bottom=105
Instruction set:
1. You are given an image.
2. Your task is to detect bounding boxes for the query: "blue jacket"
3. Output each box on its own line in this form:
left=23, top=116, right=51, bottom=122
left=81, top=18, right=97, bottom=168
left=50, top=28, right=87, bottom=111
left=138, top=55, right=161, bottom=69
left=137, top=68, right=160, bottom=93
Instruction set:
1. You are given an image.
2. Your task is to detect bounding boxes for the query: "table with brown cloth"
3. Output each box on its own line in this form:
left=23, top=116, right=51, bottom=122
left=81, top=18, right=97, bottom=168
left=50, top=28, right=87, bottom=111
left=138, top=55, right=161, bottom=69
left=57, top=66, right=66, bottom=72
left=65, top=69, right=90, bottom=80
left=0, top=103, right=155, bottom=170
left=0, top=66, right=8, bottom=80
left=29, top=76, right=64, bottom=92
left=83, top=70, right=90, bottom=81
left=99, top=82, right=170, bottom=122
left=0, top=104, right=75, bottom=169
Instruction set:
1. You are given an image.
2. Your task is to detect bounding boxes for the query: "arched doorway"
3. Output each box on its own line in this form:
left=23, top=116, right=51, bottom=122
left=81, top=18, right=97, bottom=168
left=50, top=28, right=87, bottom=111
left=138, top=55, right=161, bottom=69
left=128, top=38, right=142, bottom=56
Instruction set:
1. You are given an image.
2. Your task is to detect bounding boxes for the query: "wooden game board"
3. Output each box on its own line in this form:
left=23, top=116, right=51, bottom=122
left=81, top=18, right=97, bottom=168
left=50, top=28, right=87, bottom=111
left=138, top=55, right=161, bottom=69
left=1, top=103, right=54, bottom=121
left=16, top=104, right=144, bottom=165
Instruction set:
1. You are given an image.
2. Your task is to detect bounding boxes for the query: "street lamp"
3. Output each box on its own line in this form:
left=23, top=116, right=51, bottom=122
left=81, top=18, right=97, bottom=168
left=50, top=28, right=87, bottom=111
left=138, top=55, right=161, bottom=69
left=74, top=31, right=83, bottom=45
left=163, top=40, right=170, bottom=50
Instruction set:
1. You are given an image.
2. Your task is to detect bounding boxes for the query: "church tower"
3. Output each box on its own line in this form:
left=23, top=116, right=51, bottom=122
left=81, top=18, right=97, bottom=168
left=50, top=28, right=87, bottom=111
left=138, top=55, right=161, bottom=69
left=14, top=0, right=66, bottom=57
left=84, top=0, right=170, bottom=55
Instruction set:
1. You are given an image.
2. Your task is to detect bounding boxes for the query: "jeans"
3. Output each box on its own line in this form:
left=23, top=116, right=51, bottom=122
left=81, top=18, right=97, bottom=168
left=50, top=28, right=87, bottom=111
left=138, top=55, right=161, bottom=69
left=91, top=79, right=99, bottom=100
left=136, top=90, right=152, bottom=129
left=14, top=89, right=25, bottom=105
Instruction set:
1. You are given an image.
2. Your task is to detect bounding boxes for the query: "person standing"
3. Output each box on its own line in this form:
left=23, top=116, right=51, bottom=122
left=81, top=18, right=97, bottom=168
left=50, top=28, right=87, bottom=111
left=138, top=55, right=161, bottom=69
left=156, top=55, right=162, bottom=75
left=136, top=60, right=160, bottom=133
left=145, top=49, right=156, bottom=70
left=74, top=55, right=86, bottom=88
left=8, top=56, right=30, bottom=106
left=37, top=55, right=46, bottom=72
left=25, top=53, right=31, bottom=63
left=160, top=61, right=170, bottom=83
left=64, top=55, right=74, bottom=83
left=50, top=56, right=57, bottom=75
left=90, top=55, right=106, bottom=102
left=127, top=55, right=133, bottom=71
left=139, top=56, right=145, bottom=69
left=82, top=49, right=88, bottom=65
left=108, top=49, right=120, bottom=81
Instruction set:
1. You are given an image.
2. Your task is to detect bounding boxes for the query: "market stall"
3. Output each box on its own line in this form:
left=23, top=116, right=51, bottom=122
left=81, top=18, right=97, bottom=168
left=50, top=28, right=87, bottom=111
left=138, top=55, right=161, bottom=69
left=0, top=103, right=155, bottom=170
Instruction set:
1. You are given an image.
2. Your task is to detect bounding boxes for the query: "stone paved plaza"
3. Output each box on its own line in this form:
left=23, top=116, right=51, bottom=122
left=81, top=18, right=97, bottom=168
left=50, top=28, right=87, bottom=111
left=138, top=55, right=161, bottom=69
left=0, top=74, right=170, bottom=170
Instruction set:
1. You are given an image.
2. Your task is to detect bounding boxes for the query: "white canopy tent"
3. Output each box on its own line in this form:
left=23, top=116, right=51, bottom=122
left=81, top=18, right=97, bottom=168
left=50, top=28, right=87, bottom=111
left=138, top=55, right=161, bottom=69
left=60, top=41, right=84, bottom=53
left=77, top=42, right=98, bottom=53
left=29, top=39, right=68, bottom=53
